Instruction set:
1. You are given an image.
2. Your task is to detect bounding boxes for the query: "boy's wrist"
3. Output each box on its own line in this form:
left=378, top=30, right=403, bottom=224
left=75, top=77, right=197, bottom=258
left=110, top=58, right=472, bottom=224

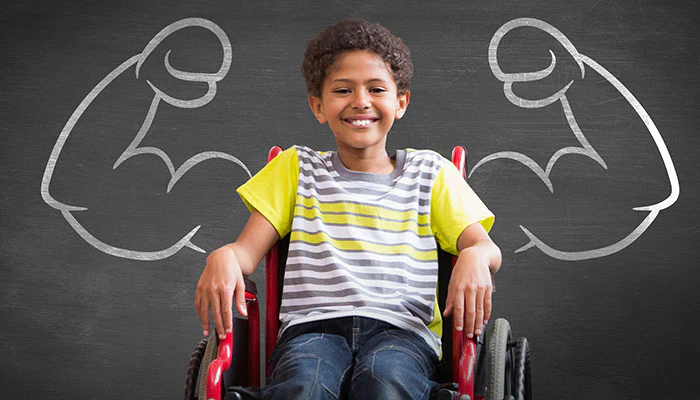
left=458, top=245, right=491, bottom=272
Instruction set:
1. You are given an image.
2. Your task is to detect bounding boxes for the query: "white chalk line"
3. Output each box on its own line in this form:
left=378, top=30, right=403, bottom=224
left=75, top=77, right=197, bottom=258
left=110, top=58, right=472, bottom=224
left=41, top=18, right=251, bottom=261
left=473, top=17, right=679, bottom=261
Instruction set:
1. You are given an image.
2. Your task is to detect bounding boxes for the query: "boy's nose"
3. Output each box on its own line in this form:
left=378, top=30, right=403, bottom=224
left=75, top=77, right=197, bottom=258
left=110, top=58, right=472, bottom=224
left=351, top=92, right=371, bottom=109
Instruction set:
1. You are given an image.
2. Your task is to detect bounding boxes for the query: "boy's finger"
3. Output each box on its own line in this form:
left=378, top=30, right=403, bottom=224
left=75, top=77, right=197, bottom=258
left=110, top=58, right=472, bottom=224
left=221, top=286, right=234, bottom=335
left=464, top=288, right=476, bottom=339
left=483, top=285, right=493, bottom=325
left=197, top=295, right=210, bottom=336
left=453, top=289, right=464, bottom=332
left=443, top=289, right=453, bottom=317
left=235, top=275, right=247, bottom=317
left=474, top=286, right=486, bottom=337
left=210, top=292, right=225, bottom=340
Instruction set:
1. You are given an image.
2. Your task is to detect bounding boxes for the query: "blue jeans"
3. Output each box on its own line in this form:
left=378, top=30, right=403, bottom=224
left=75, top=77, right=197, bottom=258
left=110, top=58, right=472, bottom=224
left=261, top=316, right=439, bottom=400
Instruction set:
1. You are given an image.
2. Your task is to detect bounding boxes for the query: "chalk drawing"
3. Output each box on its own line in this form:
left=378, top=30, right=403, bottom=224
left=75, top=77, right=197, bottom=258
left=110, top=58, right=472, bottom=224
left=473, top=17, right=680, bottom=260
left=40, top=18, right=251, bottom=261
left=41, top=17, right=680, bottom=262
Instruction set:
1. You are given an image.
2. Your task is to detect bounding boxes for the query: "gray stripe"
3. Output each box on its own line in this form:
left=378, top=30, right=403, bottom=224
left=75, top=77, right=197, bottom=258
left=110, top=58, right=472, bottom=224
left=300, top=180, right=394, bottom=198
left=297, top=194, right=426, bottom=214
left=403, top=298, right=435, bottom=321
left=299, top=176, right=433, bottom=195
left=298, top=168, right=432, bottom=195
left=294, top=203, right=431, bottom=226
left=299, top=164, right=437, bottom=194
left=297, top=154, right=331, bottom=172
left=282, top=287, right=433, bottom=301
left=298, top=158, right=436, bottom=183
left=326, top=167, right=433, bottom=182
left=281, top=299, right=434, bottom=320
left=283, top=274, right=436, bottom=289
left=291, top=228, right=434, bottom=253
left=285, top=252, right=437, bottom=275
left=299, top=182, right=421, bottom=205
left=299, top=168, right=335, bottom=181
left=292, top=215, right=435, bottom=239
left=330, top=150, right=407, bottom=184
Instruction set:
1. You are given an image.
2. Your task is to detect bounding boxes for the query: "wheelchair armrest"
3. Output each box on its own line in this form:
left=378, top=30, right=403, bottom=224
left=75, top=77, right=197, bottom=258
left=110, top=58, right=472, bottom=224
left=454, top=331, right=479, bottom=399
left=206, top=331, right=233, bottom=400
left=205, top=287, right=261, bottom=400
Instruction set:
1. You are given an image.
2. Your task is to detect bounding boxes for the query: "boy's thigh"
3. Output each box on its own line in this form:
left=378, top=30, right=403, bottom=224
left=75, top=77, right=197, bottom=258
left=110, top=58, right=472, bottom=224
left=267, top=332, right=353, bottom=399
left=350, top=329, right=438, bottom=400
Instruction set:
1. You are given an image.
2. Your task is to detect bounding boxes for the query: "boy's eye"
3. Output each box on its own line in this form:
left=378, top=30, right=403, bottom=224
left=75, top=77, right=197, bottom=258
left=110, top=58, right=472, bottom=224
left=333, top=88, right=386, bottom=94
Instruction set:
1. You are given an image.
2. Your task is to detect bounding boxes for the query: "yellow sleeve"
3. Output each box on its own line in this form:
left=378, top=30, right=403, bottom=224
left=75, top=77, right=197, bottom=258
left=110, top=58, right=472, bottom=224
left=431, top=161, right=495, bottom=255
left=236, top=147, right=299, bottom=238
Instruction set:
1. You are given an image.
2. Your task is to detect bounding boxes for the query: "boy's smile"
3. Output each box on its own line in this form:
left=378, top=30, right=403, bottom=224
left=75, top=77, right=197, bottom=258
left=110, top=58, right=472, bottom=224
left=308, top=49, right=410, bottom=171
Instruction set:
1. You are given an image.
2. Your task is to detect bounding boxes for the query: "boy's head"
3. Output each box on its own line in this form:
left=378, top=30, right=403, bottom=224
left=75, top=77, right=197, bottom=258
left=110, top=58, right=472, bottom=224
left=302, top=20, right=414, bottom=155
left=301, top=19, right=413, bottom=98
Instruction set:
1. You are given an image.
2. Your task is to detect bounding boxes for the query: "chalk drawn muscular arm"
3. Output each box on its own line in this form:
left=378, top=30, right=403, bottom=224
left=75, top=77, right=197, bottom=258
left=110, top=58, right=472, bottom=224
left=471, top=18, right=679, bottom=260
left=40, top=18, right=251, bottom=261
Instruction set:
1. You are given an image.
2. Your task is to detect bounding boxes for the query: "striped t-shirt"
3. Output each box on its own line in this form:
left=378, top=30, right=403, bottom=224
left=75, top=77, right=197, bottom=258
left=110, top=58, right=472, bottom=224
left=237, top=145, right=494, bottom=356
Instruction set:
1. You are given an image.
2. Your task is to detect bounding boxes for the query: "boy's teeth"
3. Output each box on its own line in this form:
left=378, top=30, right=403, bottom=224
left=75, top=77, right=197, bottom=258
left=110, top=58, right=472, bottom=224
left=350, top=119, right=372, bottom=126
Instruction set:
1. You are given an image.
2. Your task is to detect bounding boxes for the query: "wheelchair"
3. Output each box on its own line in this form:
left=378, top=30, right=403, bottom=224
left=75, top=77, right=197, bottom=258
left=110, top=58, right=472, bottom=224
left=185, top=146, right=532, bottom=400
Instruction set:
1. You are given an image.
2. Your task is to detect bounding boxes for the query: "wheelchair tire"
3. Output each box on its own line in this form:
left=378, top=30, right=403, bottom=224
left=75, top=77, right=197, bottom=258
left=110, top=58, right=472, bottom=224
left=512, top=337, right=532, bottom=400
left=485, top=318, right=512, bottom=400
left=185, top=337, right=209, bottom=400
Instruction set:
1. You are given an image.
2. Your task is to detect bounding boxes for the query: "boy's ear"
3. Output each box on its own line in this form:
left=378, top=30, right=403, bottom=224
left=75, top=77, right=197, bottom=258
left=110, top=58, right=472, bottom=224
left=395, top=90, right=411, bottom=120
left=308, top=95, right=327, bottom=124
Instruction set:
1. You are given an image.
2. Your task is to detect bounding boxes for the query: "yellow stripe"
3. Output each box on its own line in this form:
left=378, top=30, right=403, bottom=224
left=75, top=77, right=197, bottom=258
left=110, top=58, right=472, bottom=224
left=291, top=231, right=438, bottom=261
left=296, top=196, right=431, bottom=225
left=296, top=207, right=433, bottom=236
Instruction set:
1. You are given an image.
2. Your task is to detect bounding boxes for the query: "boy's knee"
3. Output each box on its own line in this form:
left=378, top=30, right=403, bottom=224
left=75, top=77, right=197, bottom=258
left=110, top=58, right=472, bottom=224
left=267, top=333, right=352, bottom=399
left=351, top=346, right=437, bottom=399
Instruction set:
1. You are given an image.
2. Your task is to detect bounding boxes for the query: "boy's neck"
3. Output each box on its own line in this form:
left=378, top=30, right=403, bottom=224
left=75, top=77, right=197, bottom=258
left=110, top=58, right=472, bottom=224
left=335, top=146, right=395, bottom=174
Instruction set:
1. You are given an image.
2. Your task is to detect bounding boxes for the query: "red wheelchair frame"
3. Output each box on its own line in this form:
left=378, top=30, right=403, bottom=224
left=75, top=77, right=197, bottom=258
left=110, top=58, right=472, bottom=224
left=191, top=146, right=530, bottom=400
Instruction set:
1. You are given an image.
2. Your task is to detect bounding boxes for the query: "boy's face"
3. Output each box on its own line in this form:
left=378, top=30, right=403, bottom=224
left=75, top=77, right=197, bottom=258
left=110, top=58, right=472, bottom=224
left=308, top=49, right=409, bottom=154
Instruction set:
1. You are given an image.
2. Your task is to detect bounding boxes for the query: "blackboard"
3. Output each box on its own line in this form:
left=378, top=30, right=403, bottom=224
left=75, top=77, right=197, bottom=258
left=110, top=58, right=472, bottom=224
left=2, top=0, right=699, bottom=398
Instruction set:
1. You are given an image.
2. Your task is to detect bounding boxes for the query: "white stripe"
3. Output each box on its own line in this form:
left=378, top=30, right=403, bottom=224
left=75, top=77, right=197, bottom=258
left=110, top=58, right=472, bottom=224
left=292, top=219, right=436, bottom=249
left=284, top=259, right=437, bottom=281
left=296, top=192, right=428, bottom=212
left=297, top=178, right=432, bottom=201
left=298, top=168, right=436, bottom=188
left=280, top=293, right=434, bottom=309
left=283, top=281, right=435, bottom=297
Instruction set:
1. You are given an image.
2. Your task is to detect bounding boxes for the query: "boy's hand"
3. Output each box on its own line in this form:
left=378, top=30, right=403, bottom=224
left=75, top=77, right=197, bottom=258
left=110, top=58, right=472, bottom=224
left=443, top=246, right=493, bottom=339
left=195, top=245, right=247, bottom=340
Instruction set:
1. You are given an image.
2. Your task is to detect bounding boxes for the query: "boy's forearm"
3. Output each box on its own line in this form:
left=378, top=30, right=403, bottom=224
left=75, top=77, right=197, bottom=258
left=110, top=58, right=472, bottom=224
left=219, top=209, right=280, bottom=277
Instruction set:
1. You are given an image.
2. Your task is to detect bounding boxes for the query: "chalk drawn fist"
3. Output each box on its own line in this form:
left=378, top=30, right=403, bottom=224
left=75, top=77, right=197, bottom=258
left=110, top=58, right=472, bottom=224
left=41, top=18, right=250, bottom=260
left=470, top=18, right=679, bottom=260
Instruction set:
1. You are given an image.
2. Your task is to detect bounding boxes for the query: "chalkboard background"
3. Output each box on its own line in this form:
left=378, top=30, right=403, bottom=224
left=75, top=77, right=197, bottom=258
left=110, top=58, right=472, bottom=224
left=2, top=0, right=699, bottom=398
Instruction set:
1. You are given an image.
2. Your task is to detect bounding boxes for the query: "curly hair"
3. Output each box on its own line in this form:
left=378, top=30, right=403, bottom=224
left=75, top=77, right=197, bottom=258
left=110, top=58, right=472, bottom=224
left=301, top=19, right=413, bottom=97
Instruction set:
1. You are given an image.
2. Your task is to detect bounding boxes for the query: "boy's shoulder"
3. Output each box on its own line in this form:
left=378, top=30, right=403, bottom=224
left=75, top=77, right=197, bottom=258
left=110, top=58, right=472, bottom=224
left=293, top=145, right=331, bottom=160
left=403, top=148, right=449, bottom=168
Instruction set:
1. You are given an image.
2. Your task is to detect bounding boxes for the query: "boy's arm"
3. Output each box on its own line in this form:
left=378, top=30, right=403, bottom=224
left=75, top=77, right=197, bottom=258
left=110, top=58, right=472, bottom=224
left=443, top=221, right=502, bottom=339
left=195, top=209, right=279, bottom=339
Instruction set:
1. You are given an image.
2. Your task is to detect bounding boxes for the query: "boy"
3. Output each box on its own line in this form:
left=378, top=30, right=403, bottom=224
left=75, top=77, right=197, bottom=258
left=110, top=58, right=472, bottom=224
left=195, top=19, right=501, bottom=400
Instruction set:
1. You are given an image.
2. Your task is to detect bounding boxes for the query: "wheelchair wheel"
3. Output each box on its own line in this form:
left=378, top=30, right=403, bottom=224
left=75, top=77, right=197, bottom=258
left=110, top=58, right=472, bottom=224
left=185, top=337, right=209, bottom=400
left=512, top=337, right=532, bottom=400
left=484, top=318, right=512, bottom=400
